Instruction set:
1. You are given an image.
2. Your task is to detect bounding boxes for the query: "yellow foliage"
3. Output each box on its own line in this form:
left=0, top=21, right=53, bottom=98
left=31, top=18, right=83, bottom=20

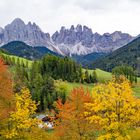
left=129, top=128, right=140, bottom=140
left=23, top=127, right=57, bottom=140
left=54, top=79, right=68, bottom=93
left=2, top=88, right=39, bottom=139
left=85, top=76, right=140, bottom=140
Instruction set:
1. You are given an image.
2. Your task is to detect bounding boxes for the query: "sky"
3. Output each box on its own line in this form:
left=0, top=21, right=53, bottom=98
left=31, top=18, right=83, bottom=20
left=0, top=0, right=140, bottom=36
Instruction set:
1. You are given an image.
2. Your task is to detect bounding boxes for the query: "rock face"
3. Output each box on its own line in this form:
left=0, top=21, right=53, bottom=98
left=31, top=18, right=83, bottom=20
left=0, top=18, right=64, bottom=55
left=0, top=18, right=134, bottom=56
left=3, top=18, right=49, bottom=45
left=52, top=25, right=134, bottom=55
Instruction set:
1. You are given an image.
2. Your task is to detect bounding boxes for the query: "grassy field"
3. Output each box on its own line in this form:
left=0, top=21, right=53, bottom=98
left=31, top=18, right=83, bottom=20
left=67, top=82, right=140, bottom=98
left=1, top=53, right=33, bottom=67
left=95, top=68, right=112, bottom=82
left=83, top=68, right=112, bottom=82
left=133, top=88, right=140, bottom=97
left=1, top=53, right=140, bottom=97
left=67, top=82, right=94, bottom=94
left=137, top=77, right=140, bottom=83
left=133, top=83, right=140, bottom=98
left=68, top=70, right=140, bottom=97
left=67, top=68, right=112, bottom=94
left=3, top=53, right=112, bottom=83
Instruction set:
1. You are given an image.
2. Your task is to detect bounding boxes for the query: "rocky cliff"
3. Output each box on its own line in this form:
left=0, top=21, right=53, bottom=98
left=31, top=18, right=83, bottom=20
left=0, top=18, right=134, bottom=56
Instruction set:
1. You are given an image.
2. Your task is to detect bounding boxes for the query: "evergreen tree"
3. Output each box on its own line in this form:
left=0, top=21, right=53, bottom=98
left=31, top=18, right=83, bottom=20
left=85, top=69, right=90, bottom=83
left=92, top=70, right=98, bottom=83
left=112, top=65, right=137, bottom=83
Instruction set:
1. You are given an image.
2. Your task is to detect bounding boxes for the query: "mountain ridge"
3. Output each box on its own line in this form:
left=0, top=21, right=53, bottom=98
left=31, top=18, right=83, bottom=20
left=90, top=36, right=140, bottom=71
left=0, top=18, right=135, bottom=56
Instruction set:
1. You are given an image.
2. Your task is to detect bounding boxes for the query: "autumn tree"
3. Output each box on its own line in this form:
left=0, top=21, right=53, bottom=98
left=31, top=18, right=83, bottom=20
left=85, top=76, right=140, bottom=140
left=55, top=87, right=95, bottom=140
left=21, top=127, right=57, bottom=140
left=129, top=128, right=140, bottom=140
left=0, top=58, right=14, bottom=122
left=1, top=88, right=39, bottom=139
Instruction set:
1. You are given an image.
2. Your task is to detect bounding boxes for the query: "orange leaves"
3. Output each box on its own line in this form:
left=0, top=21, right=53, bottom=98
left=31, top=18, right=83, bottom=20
left=56, top=87, right=91, bottom=120
left=0, top=58, right=14, bottom=120
left=70, top=87, right=92, bottom=103
left=0, top=58, right=7, bottom=70
left=55, top=87, right=94, bottom=139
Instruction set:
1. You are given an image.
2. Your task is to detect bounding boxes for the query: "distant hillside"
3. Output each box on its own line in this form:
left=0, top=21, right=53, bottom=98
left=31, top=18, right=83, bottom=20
left=34, top=46, right=60, bottom=57
left=0, top=41, right=60, bottom=60
left=72, top=52, right=107, bottom=67
left=91, top=36, right=140, bottom=71
left=0, top=41, right=106, bottom=65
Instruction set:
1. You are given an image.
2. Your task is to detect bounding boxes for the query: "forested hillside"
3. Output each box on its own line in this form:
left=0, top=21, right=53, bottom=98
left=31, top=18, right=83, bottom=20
left=91, top=36, right=140, bottom=71
left=0, top=53, right=97, bottom=111
left=1, top=41, right=60, bottom=60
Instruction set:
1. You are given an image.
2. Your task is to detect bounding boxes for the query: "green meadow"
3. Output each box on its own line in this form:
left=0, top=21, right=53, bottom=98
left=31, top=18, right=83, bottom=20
left=1, top=53, right=140, bottom=97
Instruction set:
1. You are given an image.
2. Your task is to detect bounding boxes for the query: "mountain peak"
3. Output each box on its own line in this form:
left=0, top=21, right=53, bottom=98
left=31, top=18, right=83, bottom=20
left=112, top=31, right=122, bottom=35
left=103, top=33, right=110, bottom=36
left=11, top=18, right=25, bottom=25
left=27, top=21, right=32, bottom=26
left=70, top=25, right=75, bottom=31
left=51, top=25, right=134, bottom=55
left=0, top=19, right=134, bottom=56
left=60, top=26, right=66, bottom=32
left=1, top=18, right=52, bottom=48
left=76, top=24, right=82, bottom=32
left=0, top=27, right=4, bottom=33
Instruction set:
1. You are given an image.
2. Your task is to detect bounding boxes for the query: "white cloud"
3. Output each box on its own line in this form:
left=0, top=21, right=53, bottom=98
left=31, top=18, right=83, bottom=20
left=0, top=0, right=140, bottom=36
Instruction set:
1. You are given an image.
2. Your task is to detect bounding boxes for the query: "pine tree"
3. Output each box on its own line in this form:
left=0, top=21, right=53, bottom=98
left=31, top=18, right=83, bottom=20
left=92, top=70, right=97, bottom=83
left=85, top=69, right=90, bottom=83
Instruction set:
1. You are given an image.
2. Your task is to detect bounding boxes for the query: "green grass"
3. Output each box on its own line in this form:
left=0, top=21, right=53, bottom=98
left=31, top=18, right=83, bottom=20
left=137, top=77, right=140, bottom=83
left=67, top=82, right=140, bottom=98
left=67, top=82, right=94, bottom=94
left=1, top=53, right=140, bottom=97
left=1, top=53, right=33, bottom=67
left=83, top=68, right=112, bottom=83
left=3, top=53, right=112, bottom=83
left=132, top=77, right=140, bottom=98
left=95, top=68, right=112, bottom=82
left=133, top=85, right=140, bottom=98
